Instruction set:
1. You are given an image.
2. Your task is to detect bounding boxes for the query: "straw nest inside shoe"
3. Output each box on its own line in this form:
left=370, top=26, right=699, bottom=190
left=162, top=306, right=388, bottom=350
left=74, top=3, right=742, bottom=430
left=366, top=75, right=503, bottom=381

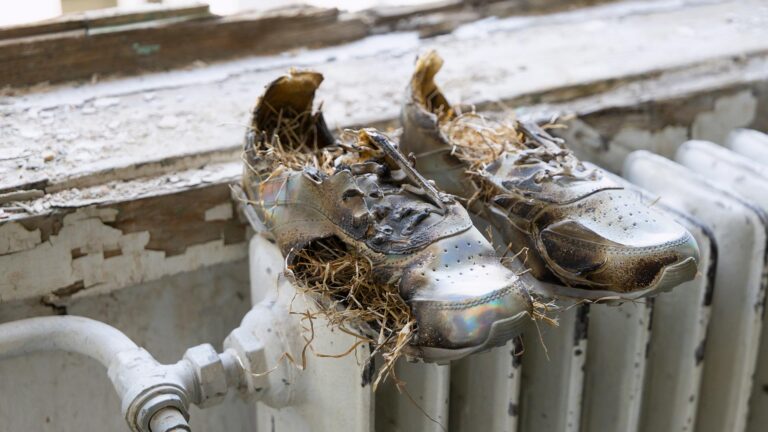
left=245, top=104, right=382, bottom=176
left=437, top=109, right=525, bottom=207
left=437, top=109, right=572, bottom=206
left=439, top=109, right=525, bottom=170
left=253, top=110, right=336, bottom=172
left=288, top=236, right=414, bottom=390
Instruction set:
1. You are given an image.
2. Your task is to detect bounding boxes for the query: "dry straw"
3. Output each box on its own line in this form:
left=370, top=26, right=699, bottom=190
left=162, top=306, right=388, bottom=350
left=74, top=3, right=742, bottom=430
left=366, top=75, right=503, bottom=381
left=287, top=236, right=415, bottom=390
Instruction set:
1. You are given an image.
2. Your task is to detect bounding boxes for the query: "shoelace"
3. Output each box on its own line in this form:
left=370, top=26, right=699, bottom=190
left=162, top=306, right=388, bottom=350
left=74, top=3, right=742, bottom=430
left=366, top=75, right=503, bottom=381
left=341, top=130, right=453, bottom=239
left=360, top=129, right=451, bottom=212
left=517, top=121, right=598, bottom=183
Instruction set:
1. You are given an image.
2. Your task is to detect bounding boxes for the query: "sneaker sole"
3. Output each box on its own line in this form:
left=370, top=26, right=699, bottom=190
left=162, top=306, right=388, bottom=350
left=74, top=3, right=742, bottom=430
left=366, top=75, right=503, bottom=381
left=530, top=256, right=699, bottom=303
left=416, top=310, right=531, bottom=364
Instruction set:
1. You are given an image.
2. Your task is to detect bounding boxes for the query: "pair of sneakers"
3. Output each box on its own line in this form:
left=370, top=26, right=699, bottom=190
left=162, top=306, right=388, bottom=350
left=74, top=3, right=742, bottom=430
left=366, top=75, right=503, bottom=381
left=241, top=52, right=699, bottom=363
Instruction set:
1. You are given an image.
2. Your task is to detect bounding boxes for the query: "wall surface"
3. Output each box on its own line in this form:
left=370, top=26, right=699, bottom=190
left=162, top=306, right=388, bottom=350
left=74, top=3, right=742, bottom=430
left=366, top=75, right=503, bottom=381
left=0, top=260, right=255, bottom=432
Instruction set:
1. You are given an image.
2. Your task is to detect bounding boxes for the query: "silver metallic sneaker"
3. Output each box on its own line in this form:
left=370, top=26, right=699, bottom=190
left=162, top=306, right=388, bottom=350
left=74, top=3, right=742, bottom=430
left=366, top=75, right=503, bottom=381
left=400, top=51, right=699, bottom=300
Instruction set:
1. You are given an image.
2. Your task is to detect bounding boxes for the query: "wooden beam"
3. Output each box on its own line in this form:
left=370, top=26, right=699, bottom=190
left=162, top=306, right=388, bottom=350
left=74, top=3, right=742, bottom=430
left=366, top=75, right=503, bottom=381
left=0, top=6, right=368, bottom=87
left=367, top=0, right=464, bottom=28
left=0, top=3, right=213, bottom=40
left=0, top=0, right=623, bottom=88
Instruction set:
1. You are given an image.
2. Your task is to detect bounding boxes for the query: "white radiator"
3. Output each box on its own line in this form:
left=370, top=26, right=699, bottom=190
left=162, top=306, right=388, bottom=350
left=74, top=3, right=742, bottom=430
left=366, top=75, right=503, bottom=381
left=248, top=129, right=768, bottom=432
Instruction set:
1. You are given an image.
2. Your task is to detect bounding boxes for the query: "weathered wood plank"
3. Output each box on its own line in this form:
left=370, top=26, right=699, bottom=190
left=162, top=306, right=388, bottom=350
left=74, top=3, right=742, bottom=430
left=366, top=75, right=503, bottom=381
left=371, top=0, right=616, bottom=36
left=485, top=0, right=613, bottom=15
left=368, top=0, right=465, bottom=28
left=0, top=3, right=213, bottom=40
left=0, top=5, right=368, bottom=87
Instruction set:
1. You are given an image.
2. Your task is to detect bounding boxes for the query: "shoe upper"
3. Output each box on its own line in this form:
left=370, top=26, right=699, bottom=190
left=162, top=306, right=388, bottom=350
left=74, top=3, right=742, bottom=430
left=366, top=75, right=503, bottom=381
left=242, top=70, right=532, bottom=358
left=400, top=51, right=699, bottom=295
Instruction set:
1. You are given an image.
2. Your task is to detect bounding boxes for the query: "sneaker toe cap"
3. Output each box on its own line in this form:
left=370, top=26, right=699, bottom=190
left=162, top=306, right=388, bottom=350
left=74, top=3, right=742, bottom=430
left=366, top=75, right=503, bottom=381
left=402, top=230, right=532, bottom=351
left=540, top=214, right=699, bottom=292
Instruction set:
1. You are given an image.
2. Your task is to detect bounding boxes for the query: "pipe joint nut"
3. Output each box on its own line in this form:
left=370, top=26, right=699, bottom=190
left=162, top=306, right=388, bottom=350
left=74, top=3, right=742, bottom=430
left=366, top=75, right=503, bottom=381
left=135, top=392, right=189, bottom=432
left=183, top=344, right=228, bottom=408
left=223, top=327, right=267, bottom=397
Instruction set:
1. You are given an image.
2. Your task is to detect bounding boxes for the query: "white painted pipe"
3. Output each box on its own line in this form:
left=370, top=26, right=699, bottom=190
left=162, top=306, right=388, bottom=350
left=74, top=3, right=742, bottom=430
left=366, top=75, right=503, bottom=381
left=149, top=407, right=192, bottom=432
left=0, top=314, right=268, bottom=431
left=0, top=315, right=138, bottom=367
left=0, top=316, right=192, bottom=431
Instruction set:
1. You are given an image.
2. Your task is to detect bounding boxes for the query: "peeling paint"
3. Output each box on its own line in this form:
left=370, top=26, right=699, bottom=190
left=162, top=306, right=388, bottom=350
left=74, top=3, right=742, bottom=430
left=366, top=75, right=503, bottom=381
left=205, top=203, right=234, bottom=221
left=692, top=91, right=757, bottom=144
left=0, top=191, right=247, bottom=303
left=0, top=222, right=41, bottom=255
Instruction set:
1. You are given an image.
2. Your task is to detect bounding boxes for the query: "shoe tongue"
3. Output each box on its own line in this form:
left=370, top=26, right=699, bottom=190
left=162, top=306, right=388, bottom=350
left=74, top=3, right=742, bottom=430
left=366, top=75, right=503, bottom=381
left=485, top=153, right=620, bottom=203
left=481, top=121, right=621, bottom=203
left=327, top=129, right=473, bottom=255
left=354, top=129, right=451, bottom=212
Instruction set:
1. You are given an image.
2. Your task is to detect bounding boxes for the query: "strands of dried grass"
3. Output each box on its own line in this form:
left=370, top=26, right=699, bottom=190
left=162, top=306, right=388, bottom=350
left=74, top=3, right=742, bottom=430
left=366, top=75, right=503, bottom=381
left=440, top=110, right=525, bottom=170
left=438, top=109, right=590, bottom=207
left=484, top=226, right=560, bottom=331
left=529, top=294, right=560, bottom=328
left=245, top=106, right=384, bottom=178
left=288, top=236, right=414, bottom=390
left=247, top=105, right=341, bottom=174
left=438, top=110, right=524, bottom=207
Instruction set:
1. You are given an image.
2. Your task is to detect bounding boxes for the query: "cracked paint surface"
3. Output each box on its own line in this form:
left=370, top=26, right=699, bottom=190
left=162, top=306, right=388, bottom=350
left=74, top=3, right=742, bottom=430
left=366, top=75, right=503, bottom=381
left=0, top=193, right=246, bottom=303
